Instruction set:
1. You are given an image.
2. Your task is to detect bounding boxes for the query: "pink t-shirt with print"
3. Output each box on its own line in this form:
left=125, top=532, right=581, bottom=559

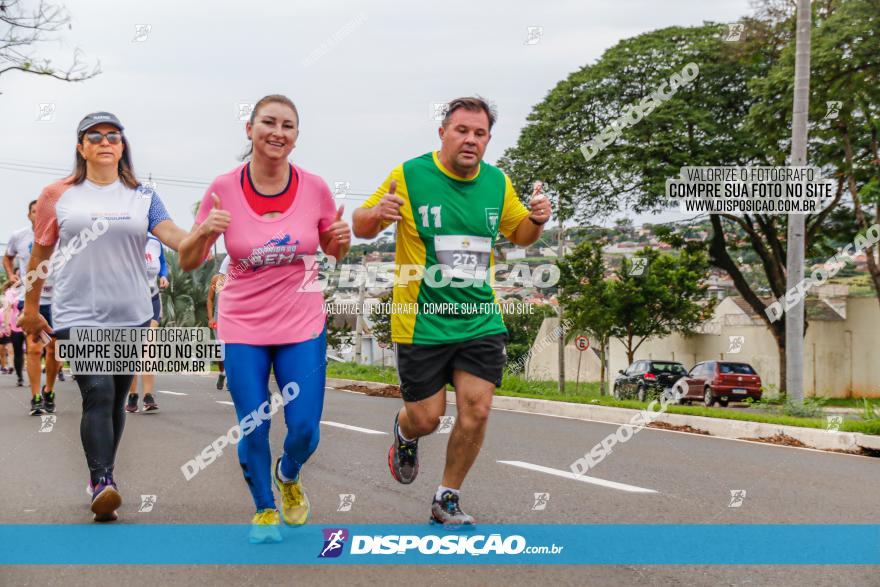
left=196, top=163, right=337, bottom=346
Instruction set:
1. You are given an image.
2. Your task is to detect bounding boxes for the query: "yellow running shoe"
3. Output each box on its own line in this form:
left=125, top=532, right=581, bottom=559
left=274, top=458, right=310, bottom=525
left=249, top=508, right=282, bottom=544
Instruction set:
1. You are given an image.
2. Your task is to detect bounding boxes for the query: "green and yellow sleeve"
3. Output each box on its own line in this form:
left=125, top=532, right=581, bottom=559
left=498, top=175, right=531, bottom=240
left=361, top=164, right=408, bottom=231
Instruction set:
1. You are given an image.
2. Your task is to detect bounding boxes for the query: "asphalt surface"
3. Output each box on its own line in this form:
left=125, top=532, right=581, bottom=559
left=1, top=369, right=878, bottom=586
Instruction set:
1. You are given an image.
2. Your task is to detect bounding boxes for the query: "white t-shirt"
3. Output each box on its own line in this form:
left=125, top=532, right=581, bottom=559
left=34, top=179, right=172, bottom=330
left=5, top=226, right=53, bottom=305
left=145, top=235, right=165, bottom=297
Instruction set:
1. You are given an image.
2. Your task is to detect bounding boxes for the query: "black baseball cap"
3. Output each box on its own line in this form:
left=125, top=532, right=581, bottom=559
left=76, top=112, right=124, bottom=136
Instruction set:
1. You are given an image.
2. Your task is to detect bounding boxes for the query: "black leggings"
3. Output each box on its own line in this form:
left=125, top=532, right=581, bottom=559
left=10, top=331, right=25, bottom=380
left=75, top=374, right=135, bottom=485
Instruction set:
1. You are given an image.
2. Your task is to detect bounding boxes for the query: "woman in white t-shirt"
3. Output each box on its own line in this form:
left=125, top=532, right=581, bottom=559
left=18, top=112, right=221, bottom=523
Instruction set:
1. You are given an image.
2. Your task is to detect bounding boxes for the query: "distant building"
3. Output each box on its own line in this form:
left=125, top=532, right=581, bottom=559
left=539, top=246, right=573, bottom=258
left=703, top=274, right=735, bottom=300
left=602, top=242, right=642, bottom=256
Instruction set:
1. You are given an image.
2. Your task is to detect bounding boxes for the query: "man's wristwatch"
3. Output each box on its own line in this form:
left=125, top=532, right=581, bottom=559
left=529, top=216, right=548, bottom=226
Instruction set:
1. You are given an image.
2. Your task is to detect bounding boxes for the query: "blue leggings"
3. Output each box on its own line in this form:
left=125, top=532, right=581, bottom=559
left=224, top=330, right=327, bottom=511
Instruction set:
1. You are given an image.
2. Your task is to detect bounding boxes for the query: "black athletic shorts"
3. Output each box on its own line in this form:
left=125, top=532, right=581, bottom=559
left=394, top=332, right=508, bottom=402
left=39, top=304, right=53, bottom=330
left=0, top=336, right=10, bottom=345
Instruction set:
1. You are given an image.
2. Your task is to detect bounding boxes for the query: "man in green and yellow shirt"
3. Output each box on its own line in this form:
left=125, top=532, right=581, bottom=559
left=353, top=97, right=550, bottom=525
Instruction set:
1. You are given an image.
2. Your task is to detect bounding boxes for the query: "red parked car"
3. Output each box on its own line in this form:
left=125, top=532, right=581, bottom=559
left=670, top=361, right=762, bottom=407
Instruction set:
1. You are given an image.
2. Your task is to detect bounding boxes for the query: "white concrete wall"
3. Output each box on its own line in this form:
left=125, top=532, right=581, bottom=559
left=526, top=297, right=880, bottom=398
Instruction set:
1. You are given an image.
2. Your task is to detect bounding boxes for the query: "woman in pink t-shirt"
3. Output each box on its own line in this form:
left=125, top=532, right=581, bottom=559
left=184, top=94, right=350, bottom=543
left=0, top=282, right=20, bottom=377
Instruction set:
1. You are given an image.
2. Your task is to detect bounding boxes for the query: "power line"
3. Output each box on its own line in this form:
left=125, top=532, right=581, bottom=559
left=0, top=159, right=213, bottom=189
left=0, top=158, right=711, bottom=225
left=0, top=158, right=384, bottom=196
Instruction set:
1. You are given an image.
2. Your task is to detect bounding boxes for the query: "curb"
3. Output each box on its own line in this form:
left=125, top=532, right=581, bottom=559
left=456, top=393, right=880, bottom=453
left=326, top=378, right=880, bottom=453
left=327, top=378, right=398, bottom=391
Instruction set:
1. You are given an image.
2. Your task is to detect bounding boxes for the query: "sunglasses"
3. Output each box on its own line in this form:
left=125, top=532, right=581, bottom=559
left=83, top=130, right=123, bottom=145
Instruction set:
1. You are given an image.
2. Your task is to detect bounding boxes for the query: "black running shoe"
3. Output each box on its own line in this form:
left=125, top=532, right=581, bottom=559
left=17, top=376, right=24, bottom=387
left=143, top=393, right=158, bottom=412
left=41, top=387, right=55, bottom=414
left=29, top=395, right=44, bottom=416
left=388, top=413, right=419, bottom=484
left=125, top=394, right=139, bottom=413
left=216, top=373, right=226, bottom=391
left=58, top=370, right=65, bottom=382
left=431, top=491, right=475, bottom=526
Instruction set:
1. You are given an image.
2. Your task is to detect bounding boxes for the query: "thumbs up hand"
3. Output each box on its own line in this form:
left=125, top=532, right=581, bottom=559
left=323, top=204, right=351, bottom=249
left=377, top=179, right=404, bottom=223
left=528, top=181, right=551, bottom=225
left=200, top=193, right=232, bottom=236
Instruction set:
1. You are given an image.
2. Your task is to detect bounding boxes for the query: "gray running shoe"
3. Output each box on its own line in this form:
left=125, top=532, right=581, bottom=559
left=431, top=491, right=475, bottom=526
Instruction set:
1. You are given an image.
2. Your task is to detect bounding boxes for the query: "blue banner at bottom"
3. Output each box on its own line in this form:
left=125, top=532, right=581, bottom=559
left=1, top=525, right=878, bottom=565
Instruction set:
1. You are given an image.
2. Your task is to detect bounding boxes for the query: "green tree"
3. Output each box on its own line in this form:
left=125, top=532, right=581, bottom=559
left=161, top=250, right=219, bottom=327
left=612, top=248, right=715, bottom=363
left=557, top=241, right=618, bottom=395
left=370, top=291, right=392, bottom=349
left=498, top=16, right=863, bottom=390
left=748, top=0, right=880, bottom=308
left=560, top=242, right=715, bottom=381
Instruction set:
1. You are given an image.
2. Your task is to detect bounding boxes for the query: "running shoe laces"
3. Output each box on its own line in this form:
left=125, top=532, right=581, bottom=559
left=397, top=439, right=417, bottom=467
left=442, top=491, right=463, bottom=515
left=279, top=477, right=304, bottom=508
left=430, top=490, right=474, bottom=526
left=252, top=509, right=280, bottom=525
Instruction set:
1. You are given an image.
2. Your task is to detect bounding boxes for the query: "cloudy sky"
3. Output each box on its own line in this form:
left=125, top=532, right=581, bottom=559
left=0, top=0, right=753, bottom=248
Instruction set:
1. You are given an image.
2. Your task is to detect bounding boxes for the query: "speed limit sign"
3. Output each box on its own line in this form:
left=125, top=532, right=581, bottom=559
left=575, top=335, right=590, bottom=351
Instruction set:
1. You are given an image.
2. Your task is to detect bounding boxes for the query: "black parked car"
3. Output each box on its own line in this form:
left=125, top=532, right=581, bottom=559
left=614, top=360, right=689, bottom=401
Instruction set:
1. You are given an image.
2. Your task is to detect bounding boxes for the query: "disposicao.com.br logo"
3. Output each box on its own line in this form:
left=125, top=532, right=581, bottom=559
left=319, top=528, right=349, bottom=558
left=319, top=529, right=563, bottom=557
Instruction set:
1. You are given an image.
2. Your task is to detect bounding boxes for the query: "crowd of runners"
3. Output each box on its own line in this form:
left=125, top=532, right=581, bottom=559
left=2, top=95, right=551, bottom=541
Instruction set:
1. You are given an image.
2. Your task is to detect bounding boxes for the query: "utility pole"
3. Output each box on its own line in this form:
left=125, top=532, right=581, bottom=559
left=557, top=213, right=566, bottom=394
left=604, top=338, right=611, bottom=396
left=354, top=254, right=366, bottom=364
left=786, top=0, right=812, bottom=402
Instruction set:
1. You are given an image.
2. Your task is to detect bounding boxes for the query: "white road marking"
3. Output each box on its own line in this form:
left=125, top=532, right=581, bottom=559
left=156, top=390, right=187, bottom=396
left=321, top=421, right=387, bottom=435
left=497, top=460, right=658, bottom=494
left=216, top=401, right=235, bottom=406
left=337, top=389, right=367, bottom=395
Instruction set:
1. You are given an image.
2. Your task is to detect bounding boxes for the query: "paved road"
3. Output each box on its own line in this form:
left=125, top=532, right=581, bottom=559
left=1, top=371, right=878, bottom=586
